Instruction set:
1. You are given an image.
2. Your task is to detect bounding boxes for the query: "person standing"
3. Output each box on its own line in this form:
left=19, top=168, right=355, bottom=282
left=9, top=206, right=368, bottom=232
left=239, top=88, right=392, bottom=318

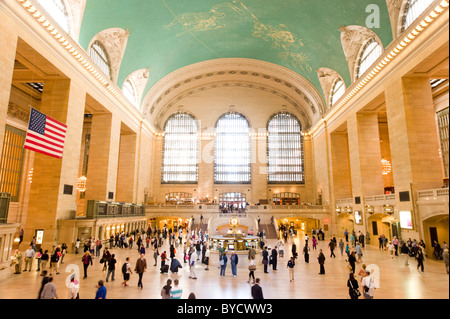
left=392, top=236, right=399, bottom=256
left=291, top=242, right=297, bottom=260
left=347, top=273, right=360, bottom=299
left=67, top=276, right=80, bottom=299
left=248, top=256, right=256, bottom=284
left=189, top=249, right=198, bottom=279
left=135, top=254, right=147, bottom=289
left=262, top=247, right=269, bottom=273
left=23, top=246, right=35, bottom=272
left=204, top=247, right=210, bottom=271
left=81, top=251, right=93, bottom=279
left=121, top=257, right=132, bottom=287
left=170, top=279, right=183, bottom=299
left=442, top=247, right=449, bottom=274
left=161, top=279, right=172, bottom=299
left=248, top=246, right=256, bottom=261
left=40, top=250, right=49, bottom=273
left=312, top=236, right=317, bottom=250
left=40, top=276, right=58, bottom=299
left=278, top=241, right=284, bottom=258
left=339, top=239, right=345, bottom=256
left=37, top=271, right=50, bottom=299
left=220, top=252, right=228, bottom=276
left=287, top=257, right=295, bottom=282
left=230, top=252, right=239, bottom=277
left=161, top=251, right=168, bottom=269
left=303, top=243, right=310, bottom=263
left=344, top=229, right=349, bottom=242
left=251, top=278, right=264, bottom=299
left=318, top=249, right=325, bottom=275
left=153, top=248, right=159, bottom=267
left=271, top=247, right=278, bottom=270
left=361, top=271, right=375, bottom=299
left=105, top=254, right=117, bottom=282
left=348, top=251, right=357, bottom=274
left=95, top=280, right=107, bottom=299
left=19, top=229, right=24, bottom=245
left=387, top=241, right=395, bottom=258
left=355, top=242, right=363, bottom=262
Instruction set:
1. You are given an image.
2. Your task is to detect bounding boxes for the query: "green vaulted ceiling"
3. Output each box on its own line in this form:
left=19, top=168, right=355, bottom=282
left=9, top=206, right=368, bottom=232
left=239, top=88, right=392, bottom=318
left=79, top=0, right=393, bottom=102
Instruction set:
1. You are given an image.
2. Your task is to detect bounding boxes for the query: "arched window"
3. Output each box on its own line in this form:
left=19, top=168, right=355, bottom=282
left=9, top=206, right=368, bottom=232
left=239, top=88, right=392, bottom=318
left=401, top=0, right=435, bottom=32
left=123, top=79, right=137, bottom=106
left=330, top=78, right=345, bottom=107
left=161, top=112, right=198, bottom=184
left=356, top=39, right=383, bottom=79
left=214, top=112, right=251, bottom=184
left=267, top=112, right=304, bottom=184
left=36, top=0, right=72, bottom=36
left=88, top=41, right=112, bottom=80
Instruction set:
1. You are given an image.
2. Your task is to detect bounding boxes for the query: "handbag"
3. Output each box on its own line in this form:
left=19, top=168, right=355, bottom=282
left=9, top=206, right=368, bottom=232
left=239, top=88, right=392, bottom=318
left=248, top=264, right=256, bottom=271
left=219, top=259, right=225, bottom=266
left=349, top=281, right=361, bottom=297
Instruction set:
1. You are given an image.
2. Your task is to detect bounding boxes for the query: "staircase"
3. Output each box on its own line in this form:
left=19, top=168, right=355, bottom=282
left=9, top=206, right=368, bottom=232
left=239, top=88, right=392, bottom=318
left=259, top=223, right=278, bottom=239
left=191, top=223, right=207, bottom=232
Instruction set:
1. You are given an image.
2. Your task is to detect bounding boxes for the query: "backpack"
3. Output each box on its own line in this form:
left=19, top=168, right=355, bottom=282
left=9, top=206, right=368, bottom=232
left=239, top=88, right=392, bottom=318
left=122, top=262, right=127, bottom=274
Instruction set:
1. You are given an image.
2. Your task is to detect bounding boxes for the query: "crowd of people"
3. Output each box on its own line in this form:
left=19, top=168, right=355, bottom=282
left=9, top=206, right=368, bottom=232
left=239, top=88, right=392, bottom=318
left=8, top=223, right=450, bottom=299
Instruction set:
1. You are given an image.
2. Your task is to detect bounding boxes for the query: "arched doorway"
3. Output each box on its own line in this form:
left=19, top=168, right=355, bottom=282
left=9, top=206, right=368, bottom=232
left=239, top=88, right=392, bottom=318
left=367, top=213, right=396, bottom=246
left=423, top=214, right=449, bottom=259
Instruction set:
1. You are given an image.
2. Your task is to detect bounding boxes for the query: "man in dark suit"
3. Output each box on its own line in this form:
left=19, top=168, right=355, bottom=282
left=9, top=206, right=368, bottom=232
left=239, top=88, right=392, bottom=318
left=318, top=249, right=326, bottom=275
left=135, top=254, right=147, bottom=289
left=251, top=278, right=264, bottom=299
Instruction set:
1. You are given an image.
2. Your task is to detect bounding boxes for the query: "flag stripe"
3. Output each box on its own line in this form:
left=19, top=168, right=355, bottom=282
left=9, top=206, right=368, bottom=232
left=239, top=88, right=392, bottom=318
left=25, top=134, right=64, bottom=152
left=24, top=144, right=63, bottom=159
left=43, top=130, right=65, bottom=144
left=46, top=117, right=67, bottom=130
left=27, top=132, right=65, bottom=147
left=45, top=126, right=66, bottom=139
left=46, top=121, right=67, bottom=133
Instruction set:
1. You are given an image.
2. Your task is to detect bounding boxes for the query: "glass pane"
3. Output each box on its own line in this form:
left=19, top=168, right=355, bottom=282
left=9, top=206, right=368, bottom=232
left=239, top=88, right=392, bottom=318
left=357, top=40, right=383, bottom=79
left=214, top=112, right=251, bottom=184
left=402, top=0, right=435, bottom=32
left=161, top=113, right=198, bottom=183
left=267, top=112, right=304, bottom=184
left=36, top=0, right=71, bottom=35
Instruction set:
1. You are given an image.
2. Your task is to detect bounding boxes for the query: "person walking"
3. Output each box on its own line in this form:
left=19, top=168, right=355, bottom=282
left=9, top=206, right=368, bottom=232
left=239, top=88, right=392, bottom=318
left=153, top=248, right=159, bottom=267
left=287, top=257, right=295, bottom=282
left=400, top=243, right=410, bottom=266
left=135, top=254, right=147, bottom=289
left=81, top=251, right=93, bottom=279
left=355, top=242, right=363, bottom=262
left=121, top=257, right=132, bottom=287
left=40, top=250, right=49, bottom=274
left=95, top=280, right=107, bottom=299
left=387, top=241, right=395, bottom=258
left=67, top=275, right=80, bottom=299
left=230, top=252, right=239, bottom=277
left=248, top=256, right=256, bottom=284
left=416, top=246, right=425, bottom=272
left=312, top=236, right=317, bottom=250
left=291, top=242, right=297, bottom=259
left=348, top=251, right=357, bottom=274
left=347, top=273, right=360, bottom=299
left=40, top=276, right=58, bottom=299
left=105, top=253, right=117, bottom=282
left=37, top=271, right=50, bottom=299
left=392, top=236, right=399, bottom=256
left=170, top=279, right=183, bottom=299
left=344, top=229, right=349, bottom=242
left=329, top=239, right=336, bottom=258
left=161, top=251, right=168, bottom=268
left=278, top=241, right=284, bottom=258
left=220, top=252, right=228, bottom=276
left=161, top=279, right=172, bottom=299
left=361, top=271, right=375, bottom=299
left=248, top=246, right=256, bottom=261
left=204, top=247, right=210, bottom=271
left=251, top=278, right=264, bottom=299
left=318, top=249, right=325, bottom=275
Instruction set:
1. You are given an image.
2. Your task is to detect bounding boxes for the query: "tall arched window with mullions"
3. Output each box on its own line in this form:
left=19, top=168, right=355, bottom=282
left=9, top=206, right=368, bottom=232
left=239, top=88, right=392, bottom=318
left=88, top=41, right=112, bottom=80
left=267, top=112, right=304, bottom=184
left=401, top=0, right=435, bottom=33
left=36, top=0, right=72, bottom=36
left=214, top=112, right=251, bottom=184
left=161, top=112, right=198, bottom=184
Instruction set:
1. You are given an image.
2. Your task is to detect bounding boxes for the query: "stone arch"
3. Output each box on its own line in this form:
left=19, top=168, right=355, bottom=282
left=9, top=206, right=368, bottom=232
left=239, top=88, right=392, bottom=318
left=316, top=67, right=346, bottom=111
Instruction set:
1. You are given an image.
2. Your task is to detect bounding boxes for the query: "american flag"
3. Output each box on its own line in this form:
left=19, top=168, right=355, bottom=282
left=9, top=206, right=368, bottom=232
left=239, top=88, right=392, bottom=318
left=24, top=108, right=67, bottom=159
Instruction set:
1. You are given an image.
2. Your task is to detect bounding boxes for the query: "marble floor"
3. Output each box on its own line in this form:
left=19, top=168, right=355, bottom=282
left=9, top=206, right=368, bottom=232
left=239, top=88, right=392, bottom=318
left=0, top=232, right=448, bottom=299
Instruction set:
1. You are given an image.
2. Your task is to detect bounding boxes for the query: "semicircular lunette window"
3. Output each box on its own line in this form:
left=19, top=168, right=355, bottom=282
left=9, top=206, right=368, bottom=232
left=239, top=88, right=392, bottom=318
left=330, top=78, right=345, bottom=107
left=122, top=79, right=137, bottom=106
left=402, top=0, right=435, bottom=32
left=267, top=112, right=304, bottom=184
left=214, top=112, right=251, bottom=184
left=161, top=112, right=198, bottom=184
left=36, top=0, right=72, bottom=36
left=88, top=41, right=112, bottom=80
left=356, top=39, right=383, bottom=79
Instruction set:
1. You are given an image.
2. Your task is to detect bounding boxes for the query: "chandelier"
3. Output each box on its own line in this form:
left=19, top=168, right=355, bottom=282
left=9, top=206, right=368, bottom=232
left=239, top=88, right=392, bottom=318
left=76, top=176, right=87, bottom=192
left=381, top=158, right=392, bottom=175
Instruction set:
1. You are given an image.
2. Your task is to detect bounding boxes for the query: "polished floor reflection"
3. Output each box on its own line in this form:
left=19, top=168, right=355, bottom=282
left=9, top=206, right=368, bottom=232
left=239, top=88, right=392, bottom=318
left=0, top=232, right=448, bottom=299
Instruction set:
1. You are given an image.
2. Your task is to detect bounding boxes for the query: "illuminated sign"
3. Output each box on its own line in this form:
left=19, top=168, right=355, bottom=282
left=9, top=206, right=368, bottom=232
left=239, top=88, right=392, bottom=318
left=400, top=211, right=413, bottom=230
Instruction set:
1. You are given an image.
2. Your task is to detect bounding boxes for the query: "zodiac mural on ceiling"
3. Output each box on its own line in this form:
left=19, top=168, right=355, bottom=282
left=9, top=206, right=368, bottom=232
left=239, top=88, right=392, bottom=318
left=163, top=0, right=312, bottom=76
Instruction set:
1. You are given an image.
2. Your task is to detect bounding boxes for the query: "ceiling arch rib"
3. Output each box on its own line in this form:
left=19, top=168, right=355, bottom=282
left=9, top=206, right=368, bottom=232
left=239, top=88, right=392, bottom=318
left=142, top=58, right=325, bottom=131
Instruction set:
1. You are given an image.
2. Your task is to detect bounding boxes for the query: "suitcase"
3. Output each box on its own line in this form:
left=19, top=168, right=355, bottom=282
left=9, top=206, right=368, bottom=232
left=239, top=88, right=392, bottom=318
left=160, top=264, right=169, bottom=273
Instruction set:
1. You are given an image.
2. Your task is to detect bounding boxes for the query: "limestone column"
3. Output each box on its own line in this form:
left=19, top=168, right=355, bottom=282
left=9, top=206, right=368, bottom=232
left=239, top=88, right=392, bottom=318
left=330, top=131, right=352, bottom=200
left=347, top=112, right=384, bottom=234
left=385, top=77, right=443, bottom=238
left=25, top=78, right=86, bottom=248
left=302, top=134, right=315, bottom=204
left=251, top=133, right=267, bottom=205
left=199, top=134, right=214, bottom=202
left=85, top=112, right=121, bottom=202
left=0, top=26, right=18, bottom=158
left=116, top=132, right=138, bottom=203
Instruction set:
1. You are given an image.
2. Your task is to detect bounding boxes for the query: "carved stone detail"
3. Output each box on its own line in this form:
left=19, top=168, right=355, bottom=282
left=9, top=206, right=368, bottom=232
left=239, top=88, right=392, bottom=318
left=316, top=67, right=345, bottom=111
left=7, top=102, right=30, bottom=123
left=339, top=25, right=384, bottom=83
left=123, top=68, right=150, bottom=108
left=66, top=0, right=87, bottom=42
left=386, top=0, right=406, bottom=39
left=89, top=28, right=130, bottom=83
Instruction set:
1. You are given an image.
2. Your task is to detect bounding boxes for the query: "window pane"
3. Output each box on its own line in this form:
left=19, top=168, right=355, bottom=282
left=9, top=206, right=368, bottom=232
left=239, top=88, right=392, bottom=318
left=402, top=0, right=435, bottom=32
left=214, top=112, right=251, bottom=184
left=161, top=113, right=198, bottom=183
left=357, top=40, right=383, bottom=79
left=267, top=112, right=304, bottom=184
left=88, top=41, right=112, bottom=79
left=123, top=79, right=136, bottom=106
left=36, top=0, right=71, bottom=35
left=330, top=79, right=345, bottom=107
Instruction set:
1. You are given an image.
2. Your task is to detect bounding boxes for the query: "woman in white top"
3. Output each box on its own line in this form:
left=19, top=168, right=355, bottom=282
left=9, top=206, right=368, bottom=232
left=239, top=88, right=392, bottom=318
left=248, top=257, right=256, bottom=284
left=361, top=271, right=375, bottom=299
left=67, top=276, right=79, bottom=299
left=387, top=241, right=395, bottom=258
